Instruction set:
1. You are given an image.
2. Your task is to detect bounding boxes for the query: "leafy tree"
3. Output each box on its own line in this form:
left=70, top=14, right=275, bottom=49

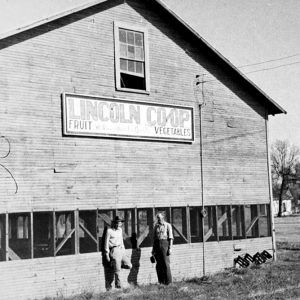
left=271, top=140, right=300, bottom=217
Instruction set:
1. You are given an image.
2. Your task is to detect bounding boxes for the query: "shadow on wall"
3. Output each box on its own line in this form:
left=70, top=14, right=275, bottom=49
left=128, top=233, right=141, bottom=285
left=101, top=228, right=142, bottom=288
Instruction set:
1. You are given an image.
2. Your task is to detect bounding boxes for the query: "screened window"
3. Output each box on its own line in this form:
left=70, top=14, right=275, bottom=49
left=245, top=205, right=259, bottom=238
left=217, top=206, right=232, bottom=241
left=137, top=208, right=153, bottom=248
left=232, top=205, right=245, bottom=240
left=172, top=207, right=188, bottom=244
left=189, top=207, right=202, bottom=243
left=0, top=215, right=5, bottom=261
left=116, top=209, right=135, bottom=248
left=9, top=213, right=31, bottom=259
left=79, top=211, right=97, bottom=254
left=114, top=22, right=149, bottom=92
left=55, top=211, right=75, bottom=256
left=258, top=204, right=271, bottom=237
left=204, top=206, right=217, bottom=242
left=33, top=212, right=53, bottom=258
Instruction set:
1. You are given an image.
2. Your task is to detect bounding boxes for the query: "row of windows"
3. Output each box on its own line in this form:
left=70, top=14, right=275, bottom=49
left=0, top=204, right=271, bottom=261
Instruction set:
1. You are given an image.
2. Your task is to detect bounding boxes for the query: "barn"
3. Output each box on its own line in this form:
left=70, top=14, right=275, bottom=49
left=0, top=0, right=285, bottom=299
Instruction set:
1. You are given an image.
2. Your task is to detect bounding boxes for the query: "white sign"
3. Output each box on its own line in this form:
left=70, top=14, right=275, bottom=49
left=62, top=93, right=194, bottom=142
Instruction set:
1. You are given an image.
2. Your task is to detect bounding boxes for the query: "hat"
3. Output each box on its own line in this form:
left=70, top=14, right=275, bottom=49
left=112, top=216, right=124, bottom=223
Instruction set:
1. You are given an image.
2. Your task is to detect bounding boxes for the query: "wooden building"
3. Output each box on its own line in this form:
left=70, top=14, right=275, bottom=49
left=0, top=0, right=285, bottom=299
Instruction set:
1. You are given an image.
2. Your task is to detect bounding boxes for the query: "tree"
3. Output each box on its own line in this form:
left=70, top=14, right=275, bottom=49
left=271, top=140, right=300, bottom=217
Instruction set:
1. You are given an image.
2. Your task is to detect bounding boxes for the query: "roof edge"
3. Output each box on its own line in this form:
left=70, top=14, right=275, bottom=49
left=0, top=0, right=108, bottom=41
left=152, top=0, right=286, bottom=115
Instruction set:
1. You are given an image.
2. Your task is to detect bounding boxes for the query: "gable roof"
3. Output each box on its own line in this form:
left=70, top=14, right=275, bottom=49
left=0, top=0, right=286, bottom=116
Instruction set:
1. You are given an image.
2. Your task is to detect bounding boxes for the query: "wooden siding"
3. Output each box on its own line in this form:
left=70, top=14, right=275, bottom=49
left=0, top=237, right=272, bottom=300
left=0, top=0, right=269, bottom=212
left=0, top=0, right=272, bottom=298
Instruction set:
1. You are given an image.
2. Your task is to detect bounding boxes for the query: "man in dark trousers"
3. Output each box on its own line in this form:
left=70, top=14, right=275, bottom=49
left=152, top=212, right=174, bottom=285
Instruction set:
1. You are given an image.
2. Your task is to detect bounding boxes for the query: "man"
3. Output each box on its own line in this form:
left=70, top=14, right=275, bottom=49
left=104, top=216, right=132, bottom=290
left=152, top=212, right=174, bottom=285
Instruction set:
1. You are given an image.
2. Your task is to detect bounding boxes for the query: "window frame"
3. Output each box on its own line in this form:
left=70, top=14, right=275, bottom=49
left=114, top=21, right=150, bottom=94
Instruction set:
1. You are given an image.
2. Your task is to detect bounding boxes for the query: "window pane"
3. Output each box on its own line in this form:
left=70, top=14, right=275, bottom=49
left=33, top=212, right=53, bottom=258
left=79, top=211, right=97, bottom=254
left=135, top=47, right=144, bottom=61
left=137, top=208, right=153, bottom=248
left=217, top=206, right=231, bottom=240
left=259, top=204, right=271, bottom=237
left=135, top=62, right=144, bottom=74
left=128, top=45, right=135, bottom=59
left=120, top=43, right=127, bottom=57
left=127, top=31, right=134, bottom=45
left=128, top=60, right=135, bottom=72
left=245, top=205, right=259, bottom=238
left=135, top=32, right=143, bottom=46
left=204, top=206, right=217, bottom=242
left=17, top=216, right=24, bottom=239
left=0, top=215, right=5, bottom=261
left=9, top=213, right=31, bottom=259
left=55, top=212, right=75, bottom=256
left=119, top=29, right=127, bottom=43
left=120, top=58, right=127, bottom=71
left=190, top=207, right=202, bottom=243
left=116, top=209, right=134, bottom=249
left=232, top=205, right=244, bottom=239
left=172, top=207, right=187, bottom=244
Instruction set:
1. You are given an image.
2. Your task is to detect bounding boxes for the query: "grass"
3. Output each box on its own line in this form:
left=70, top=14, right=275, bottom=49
left=42, top=216, right=300, bottom=300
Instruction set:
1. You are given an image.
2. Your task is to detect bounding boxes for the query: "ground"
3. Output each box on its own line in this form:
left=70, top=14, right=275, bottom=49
left=43, top=215, right=300, bottom=300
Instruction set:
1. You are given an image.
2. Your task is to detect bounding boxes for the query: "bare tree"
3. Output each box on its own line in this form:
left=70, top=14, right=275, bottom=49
left=271, top=140, right=300, bottom=217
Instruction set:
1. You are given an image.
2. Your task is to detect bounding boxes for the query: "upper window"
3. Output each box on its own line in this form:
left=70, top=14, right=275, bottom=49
left=114, top=22, right=150, bottom=93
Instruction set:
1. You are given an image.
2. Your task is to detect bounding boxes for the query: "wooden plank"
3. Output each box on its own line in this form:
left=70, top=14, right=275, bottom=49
left=137, top=225, right=149, bottom=248
left=55, top=229, right=75, bottom=255
left=79, top=223, right=98, bottom=244
left=96, top=209, right=99, bottom=252
left=8, top=247, right=21, bottom=260
left=186, top=206, right=191, bottom=243
left=74, top=210, right=79, bottom=254
left=246, top=216, right=260, bottom=235
left=98, top=213, right=112, bottom=226
left=172, top=224, right=188, bottom=243
left=52, top=210, right=56, bottom=257
left=204, top=228, right=213, bottom=242
left=30, top=211, right=33, bottom=259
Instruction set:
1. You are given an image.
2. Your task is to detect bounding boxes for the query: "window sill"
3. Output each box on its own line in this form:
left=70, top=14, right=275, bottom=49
left=116, top=87, right=150, bottom=95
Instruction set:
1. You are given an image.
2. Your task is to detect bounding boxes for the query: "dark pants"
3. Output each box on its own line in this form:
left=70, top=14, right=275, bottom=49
left=153, top=239, right=172, bottom=285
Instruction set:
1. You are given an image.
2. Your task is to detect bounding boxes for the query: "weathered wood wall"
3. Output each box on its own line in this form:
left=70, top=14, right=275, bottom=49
left=0, top=0, right=272, bottom=298
left=0, top=237, right=272, bottom=300
left=0, top=0, right=269, bottom=211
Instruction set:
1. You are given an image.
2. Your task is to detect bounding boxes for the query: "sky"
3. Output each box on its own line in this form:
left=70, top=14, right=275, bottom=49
left=0, top=0, right=299, bottom=147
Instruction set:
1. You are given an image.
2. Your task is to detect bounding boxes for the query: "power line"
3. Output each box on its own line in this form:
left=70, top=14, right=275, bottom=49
left=238, top=53, right=300, bottom=68
left=196, top=59, right=300, bottom=84
left=245, top=61, right=300, bottom=74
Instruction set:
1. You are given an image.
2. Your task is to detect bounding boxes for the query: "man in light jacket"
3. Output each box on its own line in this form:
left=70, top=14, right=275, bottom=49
left=104, top=216, right=132, bottom=290
left=152, top=212, right=174, bottom=285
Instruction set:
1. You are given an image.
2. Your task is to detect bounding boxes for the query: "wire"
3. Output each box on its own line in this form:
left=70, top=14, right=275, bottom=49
left=238, top=53, right=300, bottom=68
left=244, top=61, right=300, bottom=74
left=195, top=59, right=300, bottom=84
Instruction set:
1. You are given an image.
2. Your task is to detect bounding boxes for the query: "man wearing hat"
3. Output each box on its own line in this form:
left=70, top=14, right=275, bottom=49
left=104, top=216, right=132, bottom=290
